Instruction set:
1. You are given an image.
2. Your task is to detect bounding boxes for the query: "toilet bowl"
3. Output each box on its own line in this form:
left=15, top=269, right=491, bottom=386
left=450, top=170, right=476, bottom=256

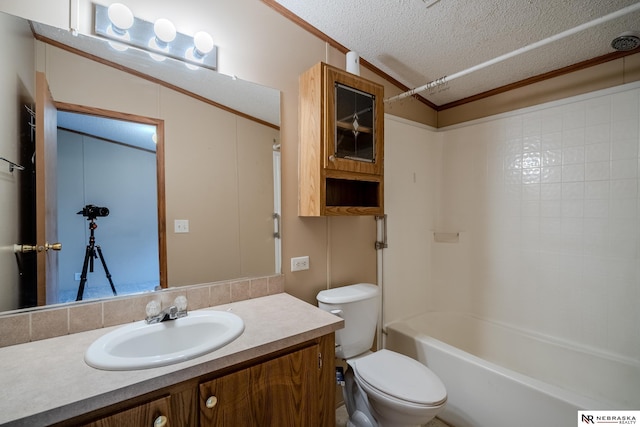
left=349, top=349, right=446, bottom=427
left=317, top=283, right=447, bottom=427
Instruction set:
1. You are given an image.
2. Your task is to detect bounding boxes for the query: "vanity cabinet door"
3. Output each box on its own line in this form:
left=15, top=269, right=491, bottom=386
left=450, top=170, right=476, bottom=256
left=199, top=345, right=320, bottom=427
left=80, top=395, right=172, bottom=427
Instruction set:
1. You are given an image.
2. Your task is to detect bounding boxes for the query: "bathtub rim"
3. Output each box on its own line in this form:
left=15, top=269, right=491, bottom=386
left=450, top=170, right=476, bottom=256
left=384, top=311, right=629, bottom=410
left=385, top=310, right=640, bottom=370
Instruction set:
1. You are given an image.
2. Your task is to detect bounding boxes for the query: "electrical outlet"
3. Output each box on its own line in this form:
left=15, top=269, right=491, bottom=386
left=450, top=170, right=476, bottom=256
left=75, top=272, right=81, bottom=281
left=291, top=256, right=310, bottom=272
left=174, top=219, right=189, bottom=233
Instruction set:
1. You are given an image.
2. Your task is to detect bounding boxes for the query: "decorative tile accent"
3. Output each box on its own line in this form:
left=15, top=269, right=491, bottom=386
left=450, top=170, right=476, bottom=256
left=69, top=302, right=103, bottom=334
left=210, top=282, right=231, bottom=306
left=31, top=309, right=68, bottom=341
left=268, top=275, right=285, bottom=294
left=0, top=314, right=30, bottom=347
left=230, top=280, right=251, bottom=302
left=250, top=278, right=269, bottom=298
left=103, top=296, right=138, bottom=327
left=186, top=285, right=210, bottom=310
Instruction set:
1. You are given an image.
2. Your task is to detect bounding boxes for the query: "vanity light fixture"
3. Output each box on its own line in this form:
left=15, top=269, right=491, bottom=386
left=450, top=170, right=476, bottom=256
left=95, top=3, right=217, bottom=71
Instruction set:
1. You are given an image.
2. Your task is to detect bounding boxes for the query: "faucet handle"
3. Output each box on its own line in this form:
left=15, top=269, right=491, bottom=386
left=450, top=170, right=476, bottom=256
left=146, top=300, right=161, bottom=317
left=174, top=295, right=188, bottom=311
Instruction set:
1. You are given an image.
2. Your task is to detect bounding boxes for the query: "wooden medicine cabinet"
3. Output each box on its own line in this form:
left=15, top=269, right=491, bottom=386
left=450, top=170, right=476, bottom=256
left=299, top=62, right=384, bottom=216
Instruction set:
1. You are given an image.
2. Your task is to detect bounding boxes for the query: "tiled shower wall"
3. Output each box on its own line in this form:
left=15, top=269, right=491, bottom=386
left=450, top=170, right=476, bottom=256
left=433, top=83, right=640, bottom=361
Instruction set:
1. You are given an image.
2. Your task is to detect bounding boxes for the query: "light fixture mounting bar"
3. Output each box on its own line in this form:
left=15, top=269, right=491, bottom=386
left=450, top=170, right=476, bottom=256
left=94, top=4, right=217, bottom=71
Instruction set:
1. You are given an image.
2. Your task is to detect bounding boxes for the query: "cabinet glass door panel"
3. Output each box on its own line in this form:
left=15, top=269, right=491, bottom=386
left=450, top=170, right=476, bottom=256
left=334, top=83, right=376, bottom=163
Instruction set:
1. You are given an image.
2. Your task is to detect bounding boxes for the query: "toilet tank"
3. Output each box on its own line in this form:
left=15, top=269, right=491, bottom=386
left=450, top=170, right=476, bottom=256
left=317, top=283, right=379, bottom=359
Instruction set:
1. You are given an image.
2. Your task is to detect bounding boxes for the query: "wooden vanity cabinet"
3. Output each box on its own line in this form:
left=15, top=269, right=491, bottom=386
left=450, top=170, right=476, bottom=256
left=199, top=344, right=320, bottom=426
left=299, top=62, right=384, bottom=216
left=78, top=396, right=172, bottom=427
left=56, top=386, right=196, bottom=427
left=54, top=334, right=335, bottom=427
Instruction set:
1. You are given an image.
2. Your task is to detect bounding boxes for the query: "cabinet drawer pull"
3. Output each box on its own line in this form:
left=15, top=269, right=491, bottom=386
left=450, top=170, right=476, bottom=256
left=206, top=395, right=218, bottom=409
left=154, top=415, right=168, bottom=427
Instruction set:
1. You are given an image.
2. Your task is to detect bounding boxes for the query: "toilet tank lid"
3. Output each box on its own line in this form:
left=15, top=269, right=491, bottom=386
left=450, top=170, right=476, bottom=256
left=316, top=283, right=379, bottom=304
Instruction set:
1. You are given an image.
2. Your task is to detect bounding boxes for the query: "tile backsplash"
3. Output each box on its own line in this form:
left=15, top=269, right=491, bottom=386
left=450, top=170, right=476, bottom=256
left=0, top=275, right=284, bottom=348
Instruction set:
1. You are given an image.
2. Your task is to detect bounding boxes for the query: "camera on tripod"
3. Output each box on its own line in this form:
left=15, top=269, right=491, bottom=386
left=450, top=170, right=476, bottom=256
left=75, top=204, right=117, bottom=301
left=77, top=204, right=109, bottom=220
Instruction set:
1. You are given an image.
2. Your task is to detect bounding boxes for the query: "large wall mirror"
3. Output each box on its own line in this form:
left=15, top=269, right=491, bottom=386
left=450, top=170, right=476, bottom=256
left=0, top=10, right=281, bottom=313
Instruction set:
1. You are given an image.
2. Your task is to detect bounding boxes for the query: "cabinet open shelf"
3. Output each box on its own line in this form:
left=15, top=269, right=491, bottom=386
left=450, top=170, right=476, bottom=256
left=326, top=178, right=380, bottom=208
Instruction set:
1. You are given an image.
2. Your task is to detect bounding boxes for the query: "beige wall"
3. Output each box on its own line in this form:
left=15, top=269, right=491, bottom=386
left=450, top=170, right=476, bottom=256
left=0, top=13, right=35, bottom=311
left=3, top=0, right=638, bottom=311
left=0, top=0, right=435, bottom=307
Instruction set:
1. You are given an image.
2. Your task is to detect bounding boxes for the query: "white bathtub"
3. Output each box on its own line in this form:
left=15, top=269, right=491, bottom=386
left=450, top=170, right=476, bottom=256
left=385, top=312, right=640, bottom=427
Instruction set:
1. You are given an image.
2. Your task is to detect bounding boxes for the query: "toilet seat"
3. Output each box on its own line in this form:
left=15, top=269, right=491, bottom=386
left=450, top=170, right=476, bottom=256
left=351, top=349, right=447, bottom=407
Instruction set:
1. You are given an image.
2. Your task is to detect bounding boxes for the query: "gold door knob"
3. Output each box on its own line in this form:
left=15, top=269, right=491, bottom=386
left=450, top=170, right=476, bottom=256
left=45, top=242, right=62, bottom=251
left=206, top=395, right=218, bottom=409
left=153, top=415, right=167, bottom=427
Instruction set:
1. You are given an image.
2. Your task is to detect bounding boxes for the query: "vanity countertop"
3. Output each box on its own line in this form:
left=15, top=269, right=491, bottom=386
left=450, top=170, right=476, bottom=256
left=0, top=293, right=343, bottom=426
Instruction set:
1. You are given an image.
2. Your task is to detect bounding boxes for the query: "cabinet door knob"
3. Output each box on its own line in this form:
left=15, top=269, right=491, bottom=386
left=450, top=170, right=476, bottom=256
left=153, top=415, right=168, bottom=427
left=206, top=395, right=218, bottom=409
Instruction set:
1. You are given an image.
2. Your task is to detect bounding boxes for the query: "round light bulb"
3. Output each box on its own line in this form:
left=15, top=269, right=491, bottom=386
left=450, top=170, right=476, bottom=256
left=193, top=31, right=214, bottom=57
left=107, top=3, right=134, bottom=35
left=154, top=18, right=176, bottom=44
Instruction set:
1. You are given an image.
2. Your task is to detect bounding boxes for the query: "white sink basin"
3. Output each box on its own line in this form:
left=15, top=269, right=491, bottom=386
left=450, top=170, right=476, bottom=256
left=85, top=310, right=244, bottom=370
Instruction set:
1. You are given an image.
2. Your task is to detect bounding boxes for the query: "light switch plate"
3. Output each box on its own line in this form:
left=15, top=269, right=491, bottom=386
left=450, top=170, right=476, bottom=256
left=175, top=219, right=189, bottom=233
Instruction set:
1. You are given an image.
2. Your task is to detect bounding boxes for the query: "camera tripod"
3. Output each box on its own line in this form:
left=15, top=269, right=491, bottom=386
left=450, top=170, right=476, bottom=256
left=76, top=218, right=117, bottom=301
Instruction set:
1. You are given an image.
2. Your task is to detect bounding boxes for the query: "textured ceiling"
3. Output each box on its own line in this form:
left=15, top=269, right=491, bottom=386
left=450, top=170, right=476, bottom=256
left=273, top=0, right=640, bottom=107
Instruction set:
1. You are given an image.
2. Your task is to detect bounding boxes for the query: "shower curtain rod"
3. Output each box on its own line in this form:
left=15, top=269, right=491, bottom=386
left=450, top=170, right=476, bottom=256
left=384, top=2, right=640, bottom=104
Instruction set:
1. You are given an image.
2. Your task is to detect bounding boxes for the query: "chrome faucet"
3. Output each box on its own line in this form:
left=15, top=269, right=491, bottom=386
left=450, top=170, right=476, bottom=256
left=145, top=297, right=188, bottom=324
left=145, top=305, right=180, bottom=324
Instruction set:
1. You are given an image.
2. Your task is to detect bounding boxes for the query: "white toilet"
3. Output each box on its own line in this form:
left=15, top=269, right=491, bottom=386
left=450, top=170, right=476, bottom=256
left=317, top=283, right=447, bottom=427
